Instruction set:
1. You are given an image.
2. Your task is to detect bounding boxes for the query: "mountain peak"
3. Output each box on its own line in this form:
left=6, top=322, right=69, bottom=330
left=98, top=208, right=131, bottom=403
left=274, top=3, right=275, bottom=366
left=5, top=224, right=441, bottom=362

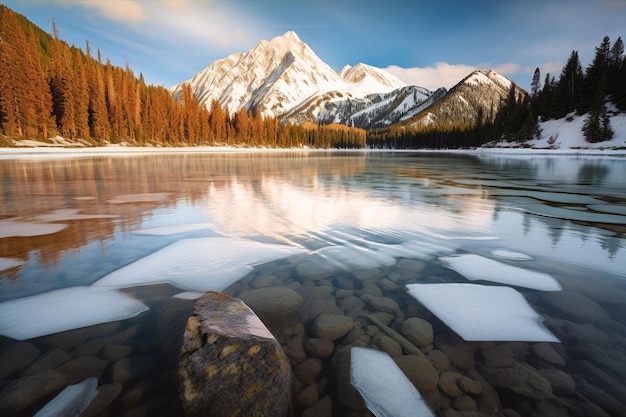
left=261, top=31, right=304, bottom=56
left=463, top=69, right=513, bottom=90
left=339, top=62, right=406, bottom=91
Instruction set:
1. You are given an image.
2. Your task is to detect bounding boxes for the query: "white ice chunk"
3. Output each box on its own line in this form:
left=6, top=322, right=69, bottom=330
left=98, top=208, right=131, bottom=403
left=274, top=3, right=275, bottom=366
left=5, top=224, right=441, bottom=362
left=350, top=347, right=435, bottom=417
left=490, top=249, right=533, bottom=261
left=440, top=254, right=561, bottom=291
left=93, top=237, right=305, bottom=293
left=32, top=209, right=119, bottom=222
left=107, top=193, right=170, bottom=204
left=34, top=377, right=98, bottom=417
left=132, top=223, right=216, bottom=236
left=172, top=291, right=205, bottom=300
left=406, top=283, right=559, bottom=342
left=0, top=287, right=148, bottom=340
left=0, top=257, right=25, bottom=271
left=0, top=219, right=67, bottom=238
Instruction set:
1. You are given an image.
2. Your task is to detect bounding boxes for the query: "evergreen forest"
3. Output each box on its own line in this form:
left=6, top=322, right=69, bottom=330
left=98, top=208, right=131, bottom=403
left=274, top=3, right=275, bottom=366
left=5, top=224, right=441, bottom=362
left=1, top=5, right=623, bottom=149
left=368, top=35, right=625, bottom=149
left=0, top=6, right=365, bottom=148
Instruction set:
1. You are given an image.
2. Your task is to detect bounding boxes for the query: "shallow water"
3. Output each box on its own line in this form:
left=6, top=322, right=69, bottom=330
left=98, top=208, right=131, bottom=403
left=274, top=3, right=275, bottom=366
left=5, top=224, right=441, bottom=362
left=0, top=151, right=624, bottom=416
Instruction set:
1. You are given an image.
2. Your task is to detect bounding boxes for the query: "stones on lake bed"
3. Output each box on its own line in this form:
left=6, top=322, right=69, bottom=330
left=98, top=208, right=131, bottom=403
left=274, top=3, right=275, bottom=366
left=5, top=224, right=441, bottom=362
left=178, top=291, right=292, bottom=417
left=311, top=314, right=354, bottom=341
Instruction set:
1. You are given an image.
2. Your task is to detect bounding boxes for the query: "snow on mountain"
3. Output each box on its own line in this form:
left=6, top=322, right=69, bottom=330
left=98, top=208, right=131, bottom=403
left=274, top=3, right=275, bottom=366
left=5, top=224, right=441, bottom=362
left=172, top=31, right=344, bottom=117
left=316, top=86, right=445, bottom=129
left=339, top=63, right=406, bottom=94
left=404, top=69, right=525, bottom=127
left=172, top=33, right=529, bottom=132
left=171, top=31, right=415, bottom=122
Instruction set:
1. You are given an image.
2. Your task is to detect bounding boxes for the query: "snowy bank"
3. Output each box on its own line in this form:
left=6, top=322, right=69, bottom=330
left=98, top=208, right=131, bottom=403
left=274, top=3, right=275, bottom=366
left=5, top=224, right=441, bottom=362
left=480, top=111, right=626, bottom=156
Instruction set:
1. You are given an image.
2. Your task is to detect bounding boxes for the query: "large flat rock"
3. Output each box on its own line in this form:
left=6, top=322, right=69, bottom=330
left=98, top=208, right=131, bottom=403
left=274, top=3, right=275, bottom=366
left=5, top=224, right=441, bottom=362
left=178, top=291, right=292, bottom=417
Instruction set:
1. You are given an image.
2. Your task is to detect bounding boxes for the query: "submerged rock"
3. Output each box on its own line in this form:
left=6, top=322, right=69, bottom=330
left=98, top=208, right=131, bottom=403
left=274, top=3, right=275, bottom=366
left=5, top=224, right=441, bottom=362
left=178, top=291, right=292, bottom=417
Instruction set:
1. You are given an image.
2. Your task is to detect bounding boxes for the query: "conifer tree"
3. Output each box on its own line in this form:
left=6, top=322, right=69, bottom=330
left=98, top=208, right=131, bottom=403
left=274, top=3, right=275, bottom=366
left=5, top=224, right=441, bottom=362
left=530, top=67, right=541, bottom=97
left=557, top=50, right=583, bottom=117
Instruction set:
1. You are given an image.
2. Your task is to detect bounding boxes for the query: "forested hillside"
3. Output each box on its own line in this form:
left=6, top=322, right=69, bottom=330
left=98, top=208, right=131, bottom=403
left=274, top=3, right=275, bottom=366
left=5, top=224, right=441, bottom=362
left=0, top=6, right=365, bottom=148
left=368, top=36, right=626, bottom=149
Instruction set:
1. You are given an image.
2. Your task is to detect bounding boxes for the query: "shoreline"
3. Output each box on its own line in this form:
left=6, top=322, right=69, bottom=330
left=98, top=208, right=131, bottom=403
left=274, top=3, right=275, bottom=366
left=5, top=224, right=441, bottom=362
left=1, top=145, right=626, bottom=159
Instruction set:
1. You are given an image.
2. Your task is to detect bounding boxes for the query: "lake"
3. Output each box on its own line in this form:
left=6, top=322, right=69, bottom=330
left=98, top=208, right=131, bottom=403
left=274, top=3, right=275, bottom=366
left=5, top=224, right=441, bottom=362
left=0, top=150, right=625, bottom=417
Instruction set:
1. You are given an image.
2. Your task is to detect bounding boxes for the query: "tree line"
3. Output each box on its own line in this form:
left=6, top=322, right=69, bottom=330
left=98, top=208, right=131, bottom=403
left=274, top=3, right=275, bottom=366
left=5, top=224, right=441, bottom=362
left=367, top=35, right=625, bottom=148
left=0, top=6, right=365, bottom=148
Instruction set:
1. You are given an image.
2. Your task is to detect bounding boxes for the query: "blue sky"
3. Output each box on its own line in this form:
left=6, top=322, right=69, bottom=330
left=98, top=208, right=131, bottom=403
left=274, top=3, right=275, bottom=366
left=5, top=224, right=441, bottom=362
left=5, top=0, right=626, bottom=91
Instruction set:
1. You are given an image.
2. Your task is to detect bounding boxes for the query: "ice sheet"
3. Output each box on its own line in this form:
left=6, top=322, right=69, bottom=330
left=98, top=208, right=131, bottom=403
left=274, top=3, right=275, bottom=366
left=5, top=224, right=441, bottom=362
left=522, top=202, right=626, bottom=224
left=0, top=257, right=25, bottom=271
left=440, top=254, right=561, bottom=291
left=350, top=347, right=435, bottom=417
left=34, top=377, right=98, bottom=417
left=0, top=287, right=148, bottom=340
left=406, top=283, right=559, bottom=342
left=93, top=237, right=306, bottom=293
left=316, top=244, right=396, bottom=270
left=0, top=219, right=67, bottom=238
left=132, top=223, right=216, bottom=236
left=107, top=193, right=170, bottom=204
left=490, top=249, right=533, bottom=261
left=33, top=209, right=119, bottom=222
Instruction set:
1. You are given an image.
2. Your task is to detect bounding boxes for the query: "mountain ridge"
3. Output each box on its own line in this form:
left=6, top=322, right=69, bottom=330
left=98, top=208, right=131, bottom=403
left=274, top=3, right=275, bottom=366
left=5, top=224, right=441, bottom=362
left=173, top=31, right=523, bottom=130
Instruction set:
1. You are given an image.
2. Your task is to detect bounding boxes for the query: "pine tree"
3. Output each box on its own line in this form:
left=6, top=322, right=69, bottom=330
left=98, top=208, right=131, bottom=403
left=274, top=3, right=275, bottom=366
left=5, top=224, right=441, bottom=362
left=607, top=36, right=624, bottom=104
left=0, top=7, right=54, bottom=138
left=557, top=50, right=583, bottom=117
left=582, top=74, right=613, bottom=143
left=530, top=67, right=541, bottom=97
left=581, top=36, right=611, bottom=114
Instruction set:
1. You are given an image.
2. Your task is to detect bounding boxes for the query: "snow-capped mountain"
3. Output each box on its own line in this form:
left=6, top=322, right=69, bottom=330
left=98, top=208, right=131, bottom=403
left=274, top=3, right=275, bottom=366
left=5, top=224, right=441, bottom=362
left=171, top=31, right=427, bottom=123
left=314, top=86, right=446, bottom=129
left=172, top=31, right=342, bottom=117
left=172, top=32, right=522, bottom=130
left=404, top=69, right=527, bottom=127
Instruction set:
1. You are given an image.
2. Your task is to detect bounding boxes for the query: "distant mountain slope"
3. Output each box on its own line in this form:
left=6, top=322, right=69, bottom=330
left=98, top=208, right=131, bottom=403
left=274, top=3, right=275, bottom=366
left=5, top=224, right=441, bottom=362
left=316, top=86, right=447, bottom=129
left=172, top=32, right=524, bottom=131
left=171, top=31, right=412, bottom=122
left=403, top=69, right=527, bottom=127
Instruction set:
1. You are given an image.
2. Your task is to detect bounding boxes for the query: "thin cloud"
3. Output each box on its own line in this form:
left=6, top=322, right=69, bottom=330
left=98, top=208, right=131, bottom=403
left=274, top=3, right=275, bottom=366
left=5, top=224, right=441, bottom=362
left=385, top=62, right=524, bottom=90
left=493, top=63, right=522, bottom=75
left=384, top=63, right=478, bottom=90
left=78, top=0, right=146, bottom=23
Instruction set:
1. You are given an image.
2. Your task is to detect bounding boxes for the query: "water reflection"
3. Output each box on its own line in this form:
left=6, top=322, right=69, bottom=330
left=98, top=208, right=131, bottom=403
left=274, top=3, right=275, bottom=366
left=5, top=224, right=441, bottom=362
left=0, top=151, right=624, bottom=416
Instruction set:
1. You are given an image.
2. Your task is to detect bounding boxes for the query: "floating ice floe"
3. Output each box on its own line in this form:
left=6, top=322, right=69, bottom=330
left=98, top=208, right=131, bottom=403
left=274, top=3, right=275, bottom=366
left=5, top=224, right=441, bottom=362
left=172, top=291, right=205, bottom=300
left=34, top=377, right=98, bottom=417
left=490, top=249, right=533, bottom=261
left=440, top=253, right=561, bottom=291
left=350, top=347, right=435, bottom=417
left=406, top=283, right=559, bottom=342
left=93, top=237, right=306, bottom=293
left=0, top=286, right=148, bottom=340
left=132, top=222, right=216, bottom=236
left=107, top=193, right=171, bottom=204
left=0, top=257, right=25, bottom=271
left=0, top=219, right=67, bottom=238
left=586, top=204, right=626, bottom=216
left=521, top=202, right=626, bottom=224
left=32, top=209, right=119, bottom=222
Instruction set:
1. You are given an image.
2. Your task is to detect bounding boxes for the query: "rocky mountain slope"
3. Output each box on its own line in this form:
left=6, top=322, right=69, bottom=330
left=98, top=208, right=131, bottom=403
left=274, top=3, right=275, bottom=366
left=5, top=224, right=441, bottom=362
left=172, top=32, right=523, bottom=130
left=404, top=69, right=527, bottom=128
